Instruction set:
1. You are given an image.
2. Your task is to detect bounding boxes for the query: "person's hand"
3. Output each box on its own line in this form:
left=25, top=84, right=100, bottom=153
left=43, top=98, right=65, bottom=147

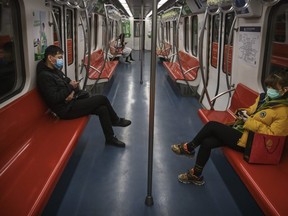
left=65, top=91, right=75, bottom=102
left=69, top=80, right=79, bottom=89
left=236, top=110, right=249, bottom=122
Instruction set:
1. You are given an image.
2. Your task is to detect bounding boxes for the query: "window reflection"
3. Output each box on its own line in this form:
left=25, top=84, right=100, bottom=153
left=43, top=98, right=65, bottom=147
left=0, top=0, right=24, bottom=101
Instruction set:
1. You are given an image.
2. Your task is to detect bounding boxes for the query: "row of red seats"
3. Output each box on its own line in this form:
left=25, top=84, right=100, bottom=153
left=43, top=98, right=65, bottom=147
left=83, top=49, right=119, bottom=82
left=156, top=42, right=172, bottom=59
left=198, top=83, right=288, bottom=216
left=0, top=89, right=89, bottom=215
left=163, top=50, right=200, bottom=83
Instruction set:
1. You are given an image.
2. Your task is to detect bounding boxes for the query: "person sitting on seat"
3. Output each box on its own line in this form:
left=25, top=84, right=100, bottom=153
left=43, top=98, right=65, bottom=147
left=37, top=45, right=131, bottom=147
left=116, top=33, right=135, bottom=63
left=171, top=71, right=288, bottom=185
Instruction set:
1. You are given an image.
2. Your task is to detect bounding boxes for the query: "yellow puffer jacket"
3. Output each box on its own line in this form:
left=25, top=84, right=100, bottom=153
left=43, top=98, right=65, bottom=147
left=237, top=96, right=288, bottom=148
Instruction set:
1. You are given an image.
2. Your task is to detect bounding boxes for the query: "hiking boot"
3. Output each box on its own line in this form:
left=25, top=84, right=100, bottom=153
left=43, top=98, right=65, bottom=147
left=112, top=118, right=131, bottom=127
left=105, top=136, right=125, bottom=147
left=171, top=143, right=195, bottom=158
left=178, top=169, right=205, bottom=186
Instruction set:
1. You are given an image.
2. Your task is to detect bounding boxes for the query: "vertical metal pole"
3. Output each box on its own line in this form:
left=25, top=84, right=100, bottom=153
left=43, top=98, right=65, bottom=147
left=145, top=0, right=157, bottom=207
left=140, top=3, right=144, bottom=84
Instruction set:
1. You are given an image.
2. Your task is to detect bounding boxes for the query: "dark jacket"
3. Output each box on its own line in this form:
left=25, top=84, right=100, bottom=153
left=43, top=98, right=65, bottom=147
left=36, top=60, right=74, bottom=116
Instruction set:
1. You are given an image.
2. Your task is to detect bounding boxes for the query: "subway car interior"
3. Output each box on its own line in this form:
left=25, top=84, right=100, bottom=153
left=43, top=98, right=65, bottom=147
left=0, top=0, right=288, bottom=215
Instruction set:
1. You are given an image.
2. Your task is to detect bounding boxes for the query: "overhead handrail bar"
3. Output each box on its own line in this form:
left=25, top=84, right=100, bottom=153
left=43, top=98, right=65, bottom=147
left=54, top=0, right=69, bottom=5
left=219, top=0, right=234, bottom=13
left=232, top=0, right=250, bottom=11
left=207, top=0, right=220, bottom=15
left=104, top=4, right=122, bottom=21
left=260, top=0, right=281, bottom=6
left=159, top=6, right=182, bottom=23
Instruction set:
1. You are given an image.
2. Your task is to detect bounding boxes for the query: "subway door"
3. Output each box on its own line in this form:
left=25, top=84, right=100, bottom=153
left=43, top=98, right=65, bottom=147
left=64, top=8, right=76, bottom=79
left=202, top=12, right=234, bottom=110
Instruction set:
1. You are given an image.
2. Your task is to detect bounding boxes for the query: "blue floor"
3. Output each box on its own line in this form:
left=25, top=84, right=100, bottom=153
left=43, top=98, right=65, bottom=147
left=43, top=51, right=263, bottom=216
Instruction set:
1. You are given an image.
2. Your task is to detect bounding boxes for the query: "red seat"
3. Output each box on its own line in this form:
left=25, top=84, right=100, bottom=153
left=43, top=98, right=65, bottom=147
left=83, top=49, right=119, bottom=82
left=198, top=83, right=259, bottom=124
left=163, top=51, right=199, bottom=82
left=157, top=42, right=172, bottom=58
left=197, top=83, right=288, bottom=216
left=0, top=89, right=89, bottom=215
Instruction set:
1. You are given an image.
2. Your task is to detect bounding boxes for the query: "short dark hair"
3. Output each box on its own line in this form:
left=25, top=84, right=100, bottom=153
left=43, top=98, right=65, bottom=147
left=265, top=71, right=288, bottom=89
left=44, top=45, right=63, bottom=61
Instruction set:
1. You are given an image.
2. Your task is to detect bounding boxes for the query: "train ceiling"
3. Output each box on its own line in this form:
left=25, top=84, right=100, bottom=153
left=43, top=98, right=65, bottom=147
left=111, top=0, right=188, bottom=18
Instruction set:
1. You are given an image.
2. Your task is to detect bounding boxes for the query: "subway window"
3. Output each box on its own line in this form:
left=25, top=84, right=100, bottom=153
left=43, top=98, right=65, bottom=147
left=270, top=5, right=288, bottom=72
left=94, top=14, right=98, bottom=50
left=173, top=21, right=177, bottom=46
left=0, top=0, right=25, bottom=102
left=264, top=2, right=288, bottom=86
left=184, top=17, right=189, bottom=52
left=166, top=22, right=170, bottom=43
left=52, top=6, right=62, bottom=47
left=191, top=15, right=198, bottom=56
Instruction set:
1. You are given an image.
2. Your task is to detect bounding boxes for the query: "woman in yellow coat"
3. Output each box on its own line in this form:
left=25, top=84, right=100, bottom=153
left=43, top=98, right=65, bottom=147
left=171, top=71, right=288, bottom=185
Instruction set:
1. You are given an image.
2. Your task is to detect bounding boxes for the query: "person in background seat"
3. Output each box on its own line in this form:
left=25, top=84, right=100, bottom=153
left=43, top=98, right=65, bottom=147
left=37, top=45, right=131, bottom=147
left=117, top=33, right=135, bottom=63
left=171, top=71, right=288, bottom=185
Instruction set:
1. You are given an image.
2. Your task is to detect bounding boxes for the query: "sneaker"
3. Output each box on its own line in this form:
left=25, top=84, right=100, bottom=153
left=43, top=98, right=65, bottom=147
left=125, top=60, right=131, bottom=64
left=171, top=143, right=195, bottom=158
left=129, top=59, right=135, bottom=62
left=112, top=118, right=131, bottom=127
left=105, top=136, right=125, bottom=147
left=178, top=169, right=205, bottom=186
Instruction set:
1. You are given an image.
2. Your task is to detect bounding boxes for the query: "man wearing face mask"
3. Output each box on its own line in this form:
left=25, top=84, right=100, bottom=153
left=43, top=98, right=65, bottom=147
left=170, top=71, right=288, bottom=186
left=37, top=45, right=131, bottom=147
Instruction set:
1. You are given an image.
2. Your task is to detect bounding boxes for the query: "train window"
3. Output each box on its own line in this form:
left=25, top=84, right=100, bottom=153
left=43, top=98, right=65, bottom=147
left=184, top=17, right=189, bottom=52
left=173, top=21, right=177, bottom=46
left=102, top=18, right=107, bottom=48
left=191, top=15, right=198, bottom=56
left=211, top=14, right=220, bottom=68
left=266, top=2, right=288, bottom=76
left=166, top=22, right=170, bottom=43
left=94, top=14, right=98, bottom=50
left=0, top=0, right=25, bottom=102
left=52, top=6, right=62, bottom=47
left=222, top=12, right=234, bottom=75
left=66, top=9, right=74, bottom=65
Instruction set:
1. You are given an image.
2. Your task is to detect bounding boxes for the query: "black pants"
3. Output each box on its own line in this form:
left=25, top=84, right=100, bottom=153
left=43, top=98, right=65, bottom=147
left=189, top=121, right=244, bottom=169
left=60, top=95, right=119, bottom=140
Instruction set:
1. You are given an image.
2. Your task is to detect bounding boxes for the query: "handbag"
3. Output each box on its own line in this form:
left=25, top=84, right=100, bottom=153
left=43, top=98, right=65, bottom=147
left=74, top=89, right=90, bottom=99
left=244, top=132, right=286, bottom=165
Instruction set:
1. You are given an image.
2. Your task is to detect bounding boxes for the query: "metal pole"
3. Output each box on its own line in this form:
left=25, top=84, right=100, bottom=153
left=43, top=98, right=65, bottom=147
left=140, top=3, right=144, bottom=84
left=145, top=0, right=157, bottom=207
